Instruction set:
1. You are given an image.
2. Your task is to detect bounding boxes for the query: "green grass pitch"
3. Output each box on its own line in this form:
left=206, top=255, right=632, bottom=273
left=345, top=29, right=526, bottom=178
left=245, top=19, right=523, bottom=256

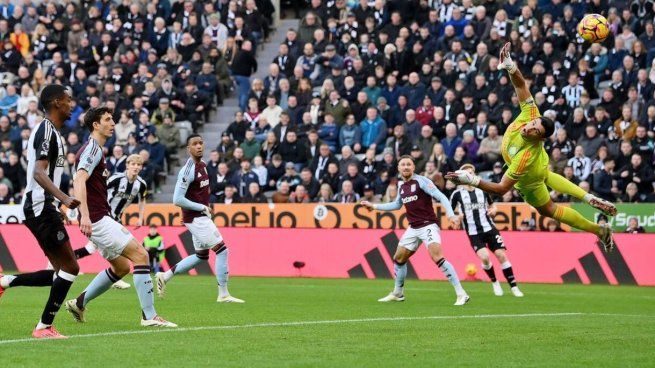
left=1, top=276, right=653, bottom=367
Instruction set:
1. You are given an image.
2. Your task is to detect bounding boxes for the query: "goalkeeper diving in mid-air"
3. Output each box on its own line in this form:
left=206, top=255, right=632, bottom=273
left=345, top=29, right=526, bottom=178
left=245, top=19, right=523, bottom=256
left=446, top=42, right=617, bottom=251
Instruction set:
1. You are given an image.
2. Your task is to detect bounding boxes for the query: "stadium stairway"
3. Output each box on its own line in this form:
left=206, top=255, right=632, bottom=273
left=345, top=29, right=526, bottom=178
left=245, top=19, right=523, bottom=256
left=153, top=19, right=298, bottom=202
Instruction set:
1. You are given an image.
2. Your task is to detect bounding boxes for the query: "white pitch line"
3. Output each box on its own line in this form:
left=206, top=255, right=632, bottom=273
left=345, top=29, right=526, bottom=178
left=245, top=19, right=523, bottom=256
left=0, top=312, right=583, bottom=345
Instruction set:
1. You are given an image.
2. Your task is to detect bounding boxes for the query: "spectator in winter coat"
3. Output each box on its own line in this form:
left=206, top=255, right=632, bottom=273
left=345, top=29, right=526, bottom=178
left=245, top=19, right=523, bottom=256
left=360, top=107, right=387, bottom=153
left=145, top=132, right=166, bottom=173
left=440, top=123, right=462, bottom=158
left=317, top=113, right=339, bottom=152
left=278, top=130, right=308, bottom=171
left=338, top=114, right=362, bottom=152
left=239, top=129, right=261, bottom=161
left=156, top=116, right=181, bottom=168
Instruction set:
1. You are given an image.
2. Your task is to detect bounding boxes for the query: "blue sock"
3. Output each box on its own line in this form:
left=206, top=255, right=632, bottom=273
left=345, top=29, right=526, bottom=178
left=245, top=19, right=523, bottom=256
left=133, top=265, right=156, bottom=320
left=393, top=261, right=407, bottom=295
left=436, top=258, right=466, bottom=296
left=77, top=268, right=121, bottom=309
left=215, top=245, right=229, bottom=297
left=163, top=254, right=205, bottom=282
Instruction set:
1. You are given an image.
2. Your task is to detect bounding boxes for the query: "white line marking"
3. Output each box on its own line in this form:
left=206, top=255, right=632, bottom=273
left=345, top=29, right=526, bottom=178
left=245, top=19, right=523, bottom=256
left=0, top=313, right=583, bottom=345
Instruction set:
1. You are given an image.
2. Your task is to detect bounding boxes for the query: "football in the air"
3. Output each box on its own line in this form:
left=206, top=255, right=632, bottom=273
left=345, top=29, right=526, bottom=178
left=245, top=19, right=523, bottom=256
left=465, top=263, right=478, bottom=277
left=577, top=14, right=610, bottom=43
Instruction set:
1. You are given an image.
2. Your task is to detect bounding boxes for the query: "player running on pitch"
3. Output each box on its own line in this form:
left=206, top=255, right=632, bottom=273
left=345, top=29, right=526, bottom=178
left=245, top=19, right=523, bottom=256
left=362, top=155, right=469, bottom=306
left=155, top=134, right=243, bottom=303
left=447, top=42, right=617, bottom=251
left=450, top=164, right=523, bottom=297
left=0, top=85, right=81, bottom=339
left=64, top=107, right=176, bottom=327
left=48, top=154, right=148, bottom=290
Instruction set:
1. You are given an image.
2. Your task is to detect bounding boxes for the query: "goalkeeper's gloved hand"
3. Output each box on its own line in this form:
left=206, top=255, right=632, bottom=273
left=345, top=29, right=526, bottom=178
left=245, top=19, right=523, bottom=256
left=449, top=170, right=481, bottom=187
left=499, top=42, right=517, bottom=74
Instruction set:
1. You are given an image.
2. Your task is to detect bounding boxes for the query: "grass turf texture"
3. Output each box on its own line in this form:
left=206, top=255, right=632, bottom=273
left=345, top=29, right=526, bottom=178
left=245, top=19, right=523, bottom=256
left=1, top=276, right=653, bottom=367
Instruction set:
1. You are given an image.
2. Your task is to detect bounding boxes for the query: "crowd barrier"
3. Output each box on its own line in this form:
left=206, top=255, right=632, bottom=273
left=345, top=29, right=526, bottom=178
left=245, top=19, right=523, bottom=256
left=0, top=225, right=652, bottom=285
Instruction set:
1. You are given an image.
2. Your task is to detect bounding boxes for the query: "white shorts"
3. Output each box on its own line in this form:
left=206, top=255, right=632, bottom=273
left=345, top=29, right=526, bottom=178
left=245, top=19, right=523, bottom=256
left=398, top=223, right=442, bottom=252
left=90, top=216, right=134, bottom=260
left=184, top=216, right=223, bottom=250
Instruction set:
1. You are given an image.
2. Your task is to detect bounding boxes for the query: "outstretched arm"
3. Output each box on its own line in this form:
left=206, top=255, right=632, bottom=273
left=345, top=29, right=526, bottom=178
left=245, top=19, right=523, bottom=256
left=416, top=175, right=455, bottom=218
left=367, top=192, right=402, bottom=211
left=499, top=42, right=532, bottom=103
left=445, top=171, right=517, bottom=196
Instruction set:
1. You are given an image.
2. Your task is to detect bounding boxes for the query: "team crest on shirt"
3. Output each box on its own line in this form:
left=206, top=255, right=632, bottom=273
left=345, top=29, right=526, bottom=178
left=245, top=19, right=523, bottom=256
left=509, top=146, right=518, bottom=157
left=410, top=184, right=416, bottom=193
left=56, top=155, right=65, bottom=167
left=57, top=231, right=64, bottom=241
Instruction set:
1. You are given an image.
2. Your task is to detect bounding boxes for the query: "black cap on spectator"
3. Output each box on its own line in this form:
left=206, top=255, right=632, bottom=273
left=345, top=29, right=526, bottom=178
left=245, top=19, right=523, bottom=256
left=494, top=162, right=503, bottom=168
left=87, top=82, right=97, bottom=89
left=364, top=184, right=373, bottom=192
left=411, top=145, right=421, bottom=151
left=221, top=132, right=230, bottom=137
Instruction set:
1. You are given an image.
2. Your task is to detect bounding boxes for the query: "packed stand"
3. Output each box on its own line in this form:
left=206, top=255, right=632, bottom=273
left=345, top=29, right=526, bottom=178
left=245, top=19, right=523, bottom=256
left=209, top=0, right=655, bottom=205
left=0, top=0, right=276, bottom=204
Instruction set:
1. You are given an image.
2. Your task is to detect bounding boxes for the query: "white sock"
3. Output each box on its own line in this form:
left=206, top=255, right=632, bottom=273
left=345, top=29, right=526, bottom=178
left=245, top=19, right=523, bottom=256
left=216, top=247, right=229, bottom=297
left=163, top=270, right=174, bottom=282
left=0, top=275, right=15, bottom=288
left=35, top=321, right=51, bottom=330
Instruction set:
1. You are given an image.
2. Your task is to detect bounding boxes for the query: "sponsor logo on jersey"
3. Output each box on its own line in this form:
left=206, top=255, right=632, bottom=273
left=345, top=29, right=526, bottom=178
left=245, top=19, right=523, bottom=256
left=402, top=195, right=418, bottom=204
left=464, top=203, right=487, bottom=210
left=115, top=191, right=135, bottom=201
left=199, top=179, right=209, bottom=188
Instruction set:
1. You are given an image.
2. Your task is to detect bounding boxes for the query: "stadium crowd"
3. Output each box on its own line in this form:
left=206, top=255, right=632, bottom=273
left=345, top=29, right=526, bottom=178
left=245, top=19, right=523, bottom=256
left=209, top=0, right=655, bottom=205
left=0, top=0, right=275, bottom=204
left=0, top=0, right=653, bottom=208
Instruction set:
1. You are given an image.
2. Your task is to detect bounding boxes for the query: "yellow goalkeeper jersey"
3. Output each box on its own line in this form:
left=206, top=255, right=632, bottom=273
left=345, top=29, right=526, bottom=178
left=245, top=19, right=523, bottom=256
left=500, top=98, right=550, bottom=187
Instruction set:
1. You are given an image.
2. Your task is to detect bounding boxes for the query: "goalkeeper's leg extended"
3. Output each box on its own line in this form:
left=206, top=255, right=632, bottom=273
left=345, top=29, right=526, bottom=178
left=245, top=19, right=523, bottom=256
left=545, top=171, right=617, bottom=216
left=533, top=196, right=615, bottom=252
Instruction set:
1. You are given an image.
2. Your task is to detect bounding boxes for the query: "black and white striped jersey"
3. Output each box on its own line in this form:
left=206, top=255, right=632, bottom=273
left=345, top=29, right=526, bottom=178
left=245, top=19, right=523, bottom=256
left=22, top=118, right=66, bottom=219
left=561, top=84, right=584, bottom=108
left=106, top=172, right=147, bottom=221
left=450, top=187, right=495, bottom=236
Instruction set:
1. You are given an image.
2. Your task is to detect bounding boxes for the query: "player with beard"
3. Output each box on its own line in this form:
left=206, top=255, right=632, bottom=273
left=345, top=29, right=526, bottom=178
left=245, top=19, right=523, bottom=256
left=362, top=155, right=469, bottom=306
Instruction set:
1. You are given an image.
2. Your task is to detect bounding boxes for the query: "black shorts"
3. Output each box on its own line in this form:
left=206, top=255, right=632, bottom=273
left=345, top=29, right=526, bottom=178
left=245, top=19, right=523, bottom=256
left=24, top=209, right=70, bottom=252
left=468, top=228, right=506, bottom=252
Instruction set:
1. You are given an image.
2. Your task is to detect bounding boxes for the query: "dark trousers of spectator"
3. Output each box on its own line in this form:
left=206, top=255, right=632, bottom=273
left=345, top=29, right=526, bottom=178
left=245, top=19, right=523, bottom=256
left=235, top=75, right=251, bottom=112
left=147, top=248, right=161, bottom=273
